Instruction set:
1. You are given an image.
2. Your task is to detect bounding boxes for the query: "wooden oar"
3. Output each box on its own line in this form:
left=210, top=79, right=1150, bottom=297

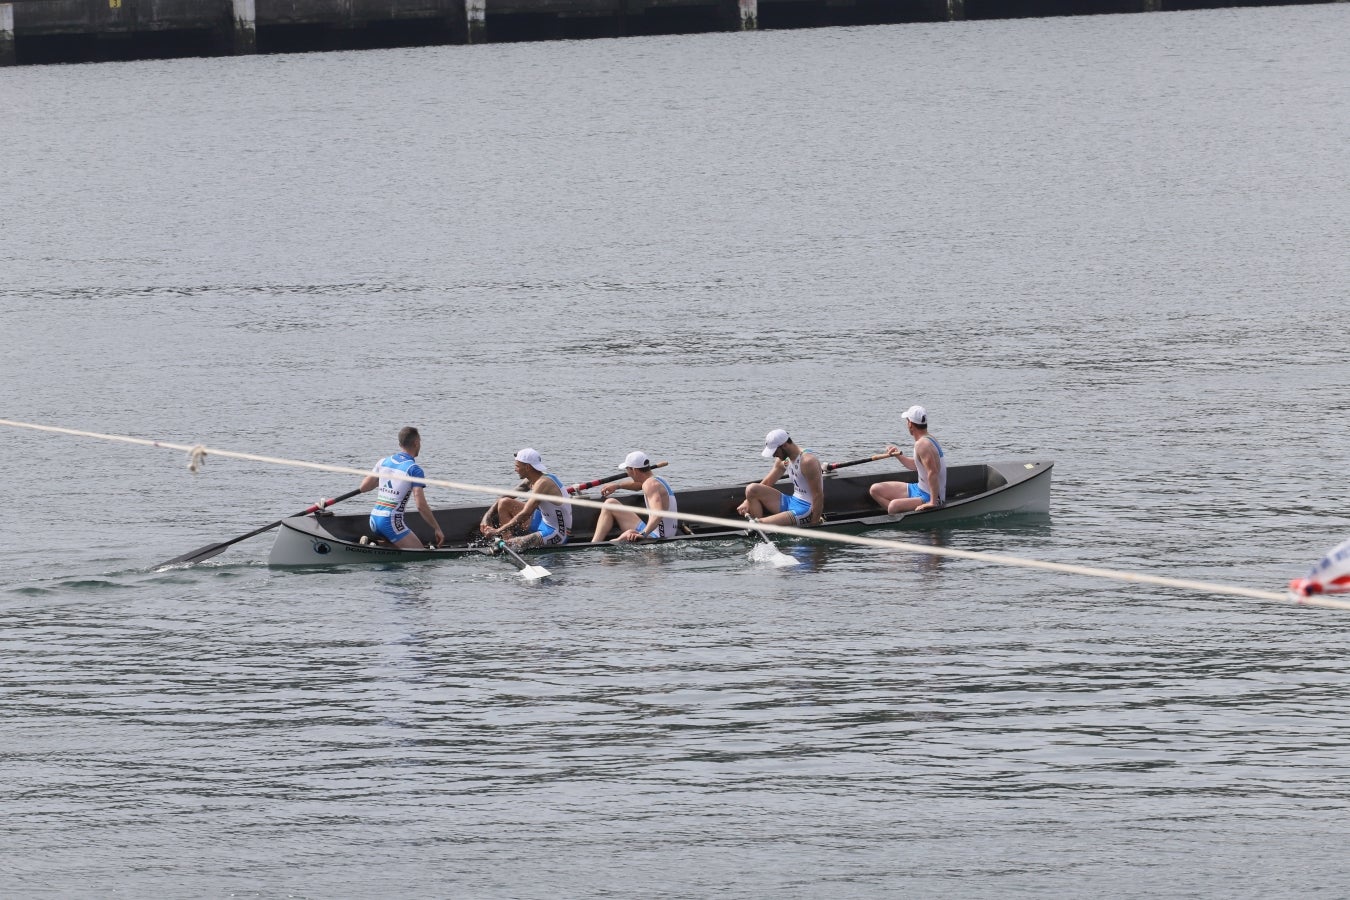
left=155, top=488, right=363, bottom=569
left=494, top=538, right=552, bottom=581
left=825, top=452, right=896, bottom=473
left=567, top=461, right=668, bottom=495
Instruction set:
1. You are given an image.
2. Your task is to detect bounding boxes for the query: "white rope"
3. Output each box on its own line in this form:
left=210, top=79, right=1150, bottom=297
left=1, top=417, right=1339, bottom=611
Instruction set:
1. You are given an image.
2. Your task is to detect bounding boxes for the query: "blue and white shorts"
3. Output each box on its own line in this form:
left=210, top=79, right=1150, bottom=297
left=370, top=512, right=411, bottom=543
left=907, top=484, right=933, bottom=503
left=537, top=521, right=568, bottom=546
left=778, top=494, right=814, bottom=525
left=527, top=510, right=569, bottom=547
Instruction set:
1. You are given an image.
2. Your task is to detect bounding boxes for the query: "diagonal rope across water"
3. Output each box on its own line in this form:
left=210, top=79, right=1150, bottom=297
left=1, top=418, right=1336, bottom=610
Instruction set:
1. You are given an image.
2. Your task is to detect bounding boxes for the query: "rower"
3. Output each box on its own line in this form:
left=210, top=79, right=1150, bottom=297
left=868, top=404, right=947, bottom=514
left=590, top=451, right=679, bottom=542
left=359, top=426, right=444, bottom=549
left=737, top=429, right=824, bottom=527
left=480, top=448, right=572, bottom=550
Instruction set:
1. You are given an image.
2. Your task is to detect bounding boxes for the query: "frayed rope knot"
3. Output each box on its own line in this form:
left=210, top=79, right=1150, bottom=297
left=187, top=445, right=208, bottom=474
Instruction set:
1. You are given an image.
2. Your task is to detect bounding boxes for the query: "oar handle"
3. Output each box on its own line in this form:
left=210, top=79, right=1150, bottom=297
left=567, top=461, right=668, bottom=494
left=302, top=487, right=364, bottom=514
left=825, top=452, right=895, bottom=472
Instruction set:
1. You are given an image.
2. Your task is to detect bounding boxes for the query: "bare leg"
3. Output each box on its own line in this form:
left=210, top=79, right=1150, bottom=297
left=393, top=530, right=425, bottom=549
left=755, top=510, right=797, bottom=527
left=479, top=500, right=502, bottom=534
left=869, top=481, right=923, bottom=514
left=592, top=499, right=642, bottom=542
left=481, top=497, right=525, bottom=535
left=738, top=483, right=786, bottom=520
left=505, top=531, right=546, bottom=552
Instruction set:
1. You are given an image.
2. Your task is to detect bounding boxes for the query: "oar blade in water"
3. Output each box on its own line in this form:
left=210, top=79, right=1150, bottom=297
left=747, top=541, right=797, bottom=568
left=744, top=515, right=798, bottom=567
left=494, top=539, right=553, bottom=581
left=153, top=488, right=363, bottom=570
left=156, top=542, right=234, bottom=568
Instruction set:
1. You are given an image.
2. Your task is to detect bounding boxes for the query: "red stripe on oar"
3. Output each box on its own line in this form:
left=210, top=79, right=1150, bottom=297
left=567, top=478, right=603, bottom=494
left=567, top=461, right=668, bottom=494
left=825, top=453, right=893, bottom=472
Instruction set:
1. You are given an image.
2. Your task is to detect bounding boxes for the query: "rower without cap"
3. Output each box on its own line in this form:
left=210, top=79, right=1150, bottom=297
left=590, top=451, right=680, bottom=543
left=868, top=405, right=947, bottom=514
left=359, top=426, right=444, bottom=549
left=480, top=448, right=573, bottom=550
left=737, top=429, right=824, bottom=527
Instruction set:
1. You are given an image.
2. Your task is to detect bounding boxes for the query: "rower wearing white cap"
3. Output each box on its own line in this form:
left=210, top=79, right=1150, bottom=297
left=869, top=405, right=947, bottom=514
left=480, top=448, right=572, bottom=549
left=590, top=451, right=680, bottom=543
left=736, top=429, right=825, bottom=527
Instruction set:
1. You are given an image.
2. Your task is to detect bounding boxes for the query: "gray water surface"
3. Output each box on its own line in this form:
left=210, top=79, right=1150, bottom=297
left=2, top=6, right=1349, bottom=896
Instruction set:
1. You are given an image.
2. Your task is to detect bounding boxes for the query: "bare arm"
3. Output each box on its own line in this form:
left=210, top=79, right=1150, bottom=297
left=600, top=478, right=640, bottom=499
left=760, top=458, right=788, bottom=487
left=412, top=487, right=444, bottom=545
left=502, top=476, right=559, bottom=530
left=914, top=441, right=941, bottom=510
left=884, top=445, right=917, bottom=472
left=359, top=474, right=379, bottom=492
left=802, top=454, right=825, bottom=524
left=639, top=478, right=669, bottom=535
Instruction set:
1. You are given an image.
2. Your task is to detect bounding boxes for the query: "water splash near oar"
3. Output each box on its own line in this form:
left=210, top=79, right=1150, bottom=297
left=745, top=517, right=797, bottom=568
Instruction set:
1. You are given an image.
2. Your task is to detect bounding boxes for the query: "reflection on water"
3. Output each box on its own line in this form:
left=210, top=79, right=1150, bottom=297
left=378, top=570, right=437, bottom=607
left=784, top=541, right=831, bottom=572
left=907, top=529, right=949, bottom=576
left=773, top=515, right=1056, bottom=576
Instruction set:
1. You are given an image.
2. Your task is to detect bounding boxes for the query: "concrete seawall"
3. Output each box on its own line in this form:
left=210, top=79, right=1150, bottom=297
left=0, top=0, right=1337, bottom=65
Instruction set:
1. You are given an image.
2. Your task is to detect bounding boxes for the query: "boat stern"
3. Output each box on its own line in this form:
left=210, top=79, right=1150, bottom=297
left=268, top=516, right=401, bottom=566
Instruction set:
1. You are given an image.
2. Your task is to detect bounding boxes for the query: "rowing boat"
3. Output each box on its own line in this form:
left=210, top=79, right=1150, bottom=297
left=266, top=460, right=1052, bottom=566
left=268, top=460, right=1052, bottom=566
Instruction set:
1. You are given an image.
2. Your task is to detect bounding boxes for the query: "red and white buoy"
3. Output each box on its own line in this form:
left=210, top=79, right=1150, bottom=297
left=1290, top=538, right=1350, bottom=598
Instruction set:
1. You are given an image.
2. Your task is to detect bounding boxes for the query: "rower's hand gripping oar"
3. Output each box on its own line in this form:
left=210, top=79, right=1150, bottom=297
left=567, top=461, right=668, bottom=495
left=155, top=488, right=363, bottom=569
left=744, top=516, right=798, bottom=568
left=494, top=538, right=552, bottom=581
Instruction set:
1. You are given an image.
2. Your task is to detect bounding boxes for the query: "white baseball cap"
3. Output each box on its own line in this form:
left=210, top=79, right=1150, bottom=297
left=762, top=429, right=791, bottom=458
left=902, top=405, right=928, bottom=426
left=514, top=448, right=548, bottom=471
left=621, top=450, right=652, bottom=470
